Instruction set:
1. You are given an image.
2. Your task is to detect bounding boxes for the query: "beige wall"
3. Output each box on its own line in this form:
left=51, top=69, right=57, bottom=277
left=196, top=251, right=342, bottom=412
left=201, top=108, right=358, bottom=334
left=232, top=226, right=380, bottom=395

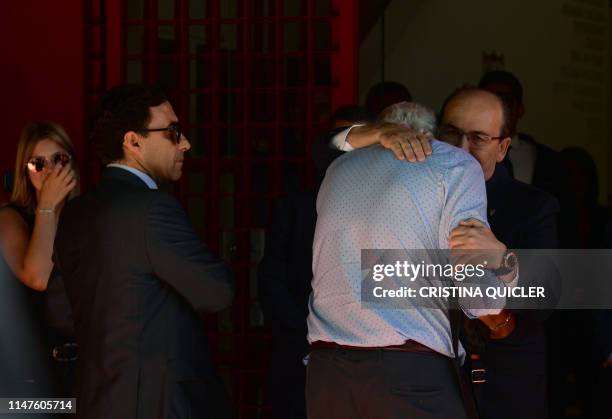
left=360, top=0, right=610, bottom=203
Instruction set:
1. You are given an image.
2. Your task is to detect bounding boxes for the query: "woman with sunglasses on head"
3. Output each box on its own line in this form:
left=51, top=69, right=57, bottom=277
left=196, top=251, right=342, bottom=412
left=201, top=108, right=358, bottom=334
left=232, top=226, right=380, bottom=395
left=0, top=121, right=78, bottom=398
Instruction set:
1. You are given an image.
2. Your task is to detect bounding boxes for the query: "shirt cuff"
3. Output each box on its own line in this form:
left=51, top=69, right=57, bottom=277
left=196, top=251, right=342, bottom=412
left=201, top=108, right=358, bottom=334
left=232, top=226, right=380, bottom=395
left=330, top=124, right=364, bottom=151
left=462, top=306, right=504, bottom=319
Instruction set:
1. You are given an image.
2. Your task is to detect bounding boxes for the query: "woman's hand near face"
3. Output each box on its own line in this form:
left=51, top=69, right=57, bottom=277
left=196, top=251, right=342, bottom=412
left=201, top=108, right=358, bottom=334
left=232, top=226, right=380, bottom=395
left=37, top=164, right=77, bottom=212
left=0, top=164, right=77, bottom=291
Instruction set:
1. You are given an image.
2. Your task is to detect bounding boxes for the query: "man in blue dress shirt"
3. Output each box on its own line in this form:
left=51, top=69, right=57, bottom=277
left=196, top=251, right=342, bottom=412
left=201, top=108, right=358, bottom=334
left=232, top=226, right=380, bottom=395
left=306, top=102, right=516, bottom=419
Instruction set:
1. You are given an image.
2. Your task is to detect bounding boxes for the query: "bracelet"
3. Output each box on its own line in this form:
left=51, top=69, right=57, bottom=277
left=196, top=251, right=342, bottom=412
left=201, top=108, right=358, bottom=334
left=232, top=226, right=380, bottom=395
left=37, top=208, right=54, bottom=214
left=491, top=312, right=512, bottom=331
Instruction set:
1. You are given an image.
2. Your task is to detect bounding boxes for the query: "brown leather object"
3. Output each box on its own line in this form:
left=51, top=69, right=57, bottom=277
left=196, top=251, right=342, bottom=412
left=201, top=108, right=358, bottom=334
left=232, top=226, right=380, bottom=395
left=483, top=309, right=517, bottom=340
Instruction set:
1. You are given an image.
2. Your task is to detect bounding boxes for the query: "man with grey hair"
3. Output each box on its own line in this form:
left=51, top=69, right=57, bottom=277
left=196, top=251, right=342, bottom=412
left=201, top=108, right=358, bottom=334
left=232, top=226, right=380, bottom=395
left=331, top=101, right=436, bottom=157
left=307, top=101, right=516, bottom=419
left=377, top=101, right=438, bottom=137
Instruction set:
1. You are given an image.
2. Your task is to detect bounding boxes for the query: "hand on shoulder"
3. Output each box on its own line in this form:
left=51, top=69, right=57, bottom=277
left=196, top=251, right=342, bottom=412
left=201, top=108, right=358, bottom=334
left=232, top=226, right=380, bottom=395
left=348, top=122, right=433, bottom=162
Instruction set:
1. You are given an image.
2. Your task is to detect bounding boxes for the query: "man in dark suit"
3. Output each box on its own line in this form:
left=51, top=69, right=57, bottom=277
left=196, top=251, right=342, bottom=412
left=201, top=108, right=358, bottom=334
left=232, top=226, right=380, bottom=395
left=54, top=84, right=234, bottom=419
left=335, top=87, right=559, bottom=419
left=460, top=159, right=558, bottom=419
left=384, top=88, right=558, bottom=418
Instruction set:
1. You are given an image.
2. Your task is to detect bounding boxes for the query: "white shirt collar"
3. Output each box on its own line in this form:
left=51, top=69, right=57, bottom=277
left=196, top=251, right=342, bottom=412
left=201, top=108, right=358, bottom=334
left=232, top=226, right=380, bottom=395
left=107, top=163, right=158, bottom=189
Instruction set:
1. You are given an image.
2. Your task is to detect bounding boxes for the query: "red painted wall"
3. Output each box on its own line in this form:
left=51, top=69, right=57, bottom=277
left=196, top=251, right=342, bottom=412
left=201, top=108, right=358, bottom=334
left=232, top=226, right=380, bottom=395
left=0, top=1, right=85, bottom=203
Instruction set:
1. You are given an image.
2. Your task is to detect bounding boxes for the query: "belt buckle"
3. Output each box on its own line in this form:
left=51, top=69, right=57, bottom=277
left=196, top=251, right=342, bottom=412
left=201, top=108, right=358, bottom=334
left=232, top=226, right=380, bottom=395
left=471, top=368, right=486, bottom=384
left=52, top=342, right=78, bottom=362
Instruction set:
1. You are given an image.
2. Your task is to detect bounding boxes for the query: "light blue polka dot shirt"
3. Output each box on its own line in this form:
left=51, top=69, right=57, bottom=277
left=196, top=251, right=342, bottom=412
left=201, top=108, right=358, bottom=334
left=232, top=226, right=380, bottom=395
left=307, top=140, right=497, bottom=359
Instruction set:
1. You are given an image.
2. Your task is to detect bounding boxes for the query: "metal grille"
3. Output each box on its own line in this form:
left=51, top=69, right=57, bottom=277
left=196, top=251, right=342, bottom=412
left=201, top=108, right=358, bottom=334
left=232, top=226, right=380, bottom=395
left=84, top=0, right=358, bottom=416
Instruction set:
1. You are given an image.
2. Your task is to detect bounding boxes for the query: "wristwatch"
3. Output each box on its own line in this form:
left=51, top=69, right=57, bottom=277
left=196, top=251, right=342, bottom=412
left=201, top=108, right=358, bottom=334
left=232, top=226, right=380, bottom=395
left=492, top=250, right=517, bottom=276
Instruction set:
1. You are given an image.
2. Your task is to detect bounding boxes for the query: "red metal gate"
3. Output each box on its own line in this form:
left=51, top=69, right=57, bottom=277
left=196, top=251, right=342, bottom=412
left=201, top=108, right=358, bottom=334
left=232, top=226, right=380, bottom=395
left=84, top=0, right=358, bottom=416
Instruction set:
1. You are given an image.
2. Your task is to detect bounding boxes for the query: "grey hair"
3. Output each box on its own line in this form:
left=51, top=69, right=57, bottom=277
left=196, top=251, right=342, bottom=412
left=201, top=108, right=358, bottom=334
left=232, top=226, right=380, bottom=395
left=377, top=101, right=438, bottom=137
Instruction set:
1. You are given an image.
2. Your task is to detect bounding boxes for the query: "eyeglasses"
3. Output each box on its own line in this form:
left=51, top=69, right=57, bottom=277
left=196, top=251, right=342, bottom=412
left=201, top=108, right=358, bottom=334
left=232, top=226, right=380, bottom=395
left=438, top=124, right=504, bottom=148
left=27, top=152, right=72, bottom=173
left=136, top=122, right=182, bottom=144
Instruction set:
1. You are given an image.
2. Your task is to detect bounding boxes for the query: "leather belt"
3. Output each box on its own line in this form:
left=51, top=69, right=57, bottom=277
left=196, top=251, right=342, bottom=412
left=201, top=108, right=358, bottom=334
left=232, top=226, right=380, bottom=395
left=311, top=340, right=439, bottom=355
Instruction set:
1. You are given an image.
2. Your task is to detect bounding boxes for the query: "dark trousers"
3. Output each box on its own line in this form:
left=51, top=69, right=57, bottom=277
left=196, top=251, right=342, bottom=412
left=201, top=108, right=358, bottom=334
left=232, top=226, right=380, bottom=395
left=166, top=379, right=233, bottom=419
left=473, top=369, right=547, bottom=419
left=306, top=348, right=466, bottom=419
left=268, top=343, right=308, bottom=419
left=590, top=366, right=612, bottom=419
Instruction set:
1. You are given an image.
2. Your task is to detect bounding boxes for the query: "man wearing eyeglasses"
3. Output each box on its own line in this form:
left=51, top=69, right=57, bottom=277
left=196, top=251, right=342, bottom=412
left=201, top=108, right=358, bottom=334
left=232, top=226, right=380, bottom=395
left=331, top=87, right=559, bottom=419
left=53, top=84, right=234, bottom=419
left=440, top=87, right=558, bottom=419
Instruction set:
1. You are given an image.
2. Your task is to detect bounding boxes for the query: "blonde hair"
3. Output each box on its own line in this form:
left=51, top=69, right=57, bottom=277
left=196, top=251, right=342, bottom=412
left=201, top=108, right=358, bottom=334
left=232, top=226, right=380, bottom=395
left=10, top=121, right=79, bottom=213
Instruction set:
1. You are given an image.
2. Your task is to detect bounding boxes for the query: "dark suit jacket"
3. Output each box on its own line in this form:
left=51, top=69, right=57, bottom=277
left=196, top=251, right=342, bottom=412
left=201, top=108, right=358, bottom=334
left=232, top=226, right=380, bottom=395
left=54, top=167, right=233, bottom=419
left=482, top=163, right=559, bottom=368
left=487, top=164, right=559, bottom=251
left=592, top=310, right=612, bottom=362
left=472, top=164, right=559, bottom=419
left=504, top=133, right=566, bottom=201
left=258, top=191, right=316, bottom=349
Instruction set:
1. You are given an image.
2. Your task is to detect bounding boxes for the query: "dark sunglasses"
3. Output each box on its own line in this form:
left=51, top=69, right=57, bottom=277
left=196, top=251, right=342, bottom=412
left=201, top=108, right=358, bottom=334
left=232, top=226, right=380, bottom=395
left=27, top=152, right=72, bottom=173
left=136, top=122, right=182, bottom=144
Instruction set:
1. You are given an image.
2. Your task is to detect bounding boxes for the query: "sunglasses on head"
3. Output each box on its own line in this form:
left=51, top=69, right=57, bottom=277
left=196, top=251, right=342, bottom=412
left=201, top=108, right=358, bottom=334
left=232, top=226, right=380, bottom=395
left=136, top=122, right=182, bottom=145
left=27, top=152, right=72, bottom=173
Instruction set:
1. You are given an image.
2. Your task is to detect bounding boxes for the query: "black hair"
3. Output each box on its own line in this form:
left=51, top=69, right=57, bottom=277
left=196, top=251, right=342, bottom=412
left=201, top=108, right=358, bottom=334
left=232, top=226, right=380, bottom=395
left=478, top=70, right=523, bottom=104
left=331, top=105, right=370, bottom=125
left=365, top=81, right=412, bottom=118
left=91, top=84, right=168, bottom=164
left=560, top=147, right=599, bottom=204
